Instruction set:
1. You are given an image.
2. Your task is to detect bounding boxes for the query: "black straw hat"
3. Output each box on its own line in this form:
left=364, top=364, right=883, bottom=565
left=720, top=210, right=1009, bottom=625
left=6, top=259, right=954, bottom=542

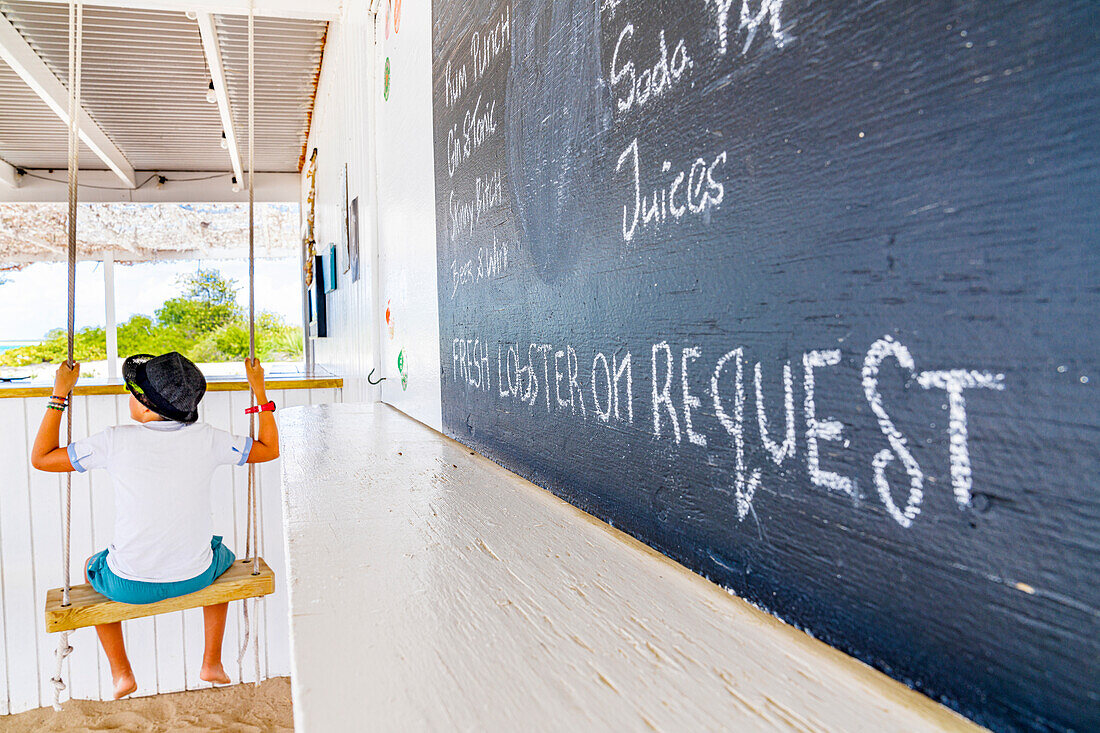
left=123, top=352, right=206, bottom=423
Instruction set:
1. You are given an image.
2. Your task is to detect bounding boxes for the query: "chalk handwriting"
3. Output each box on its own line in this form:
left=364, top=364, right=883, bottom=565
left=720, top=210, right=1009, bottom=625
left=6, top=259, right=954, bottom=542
left=682, top=346, right=708, bottom=446
left=704, top=0, right=793, bottom=56
left=450, top=235, right=509, bottom=298
left=803, top=349, right=856, bottom=496
left=755, top=361, right=796, bottom=464
left=450, top=334, right=1007, bottom=529
left=554, top=349, right=568, bottom=409
left=449, top=168, right=504, bottom=241
left=450, top=258, right=474, bottom=296
left=515, top=344, right=540, bottom=406
left=713, top=348, right=761, bottom=520
left=537, top=343, right=553, bottom=411
left=443, top=59, right=468, bottom=109
left=614, top=351, right=634, bottom=422
left=917, top=368, right=1005, bottom=507
left=471, top=7, right=510, bottom=82
left=610, top=24, right=694, bottom=114
left=453, top=337, right=492, bottom=392
left=652, top=341, right=682, bottom=442
left=589, top=351, right=635, bottom=424
left=862, top=336, right=924, bottom=528
left=447, top=93, right=498, bottom=178
left=478, top=235, right=508, bottom=280
left=443, top=8, right=510, bottom=111
left=592, top=352, right=613, bottom=422
left=599, top=0, right=626, bottom=17
left=617, top=138, right=727, bottom=242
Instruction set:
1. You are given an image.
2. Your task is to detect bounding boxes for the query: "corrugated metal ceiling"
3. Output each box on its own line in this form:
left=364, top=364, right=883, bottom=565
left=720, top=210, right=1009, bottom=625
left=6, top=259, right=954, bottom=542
left=0, top=1, right=325, bottom=175
left=0, top=59, right=101, bottom=169
left=217, top=14, right=327, bottom=173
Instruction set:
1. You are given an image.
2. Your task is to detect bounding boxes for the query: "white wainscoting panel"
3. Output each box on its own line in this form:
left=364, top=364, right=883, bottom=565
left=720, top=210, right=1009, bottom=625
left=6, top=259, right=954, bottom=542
left=0, top=386, right=341, bottom=714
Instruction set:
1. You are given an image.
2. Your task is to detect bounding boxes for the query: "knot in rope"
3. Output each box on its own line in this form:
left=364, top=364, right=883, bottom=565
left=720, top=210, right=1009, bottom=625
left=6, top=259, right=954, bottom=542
left=51, top=631, right=73, bottom=710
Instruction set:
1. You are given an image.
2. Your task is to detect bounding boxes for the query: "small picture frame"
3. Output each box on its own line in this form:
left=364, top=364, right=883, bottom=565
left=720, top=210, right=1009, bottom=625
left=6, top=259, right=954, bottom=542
left=342, top=164, right=352, bottom=274
left=312, top=254, right=328, bottom=337
left=325, top=244, right=338, bottom=293
left=349, top=196, right=360, bottom=282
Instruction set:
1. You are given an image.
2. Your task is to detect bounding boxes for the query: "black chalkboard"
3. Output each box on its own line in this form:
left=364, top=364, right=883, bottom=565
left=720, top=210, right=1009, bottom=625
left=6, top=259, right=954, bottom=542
left=431, top=1, right=1100, bottom=730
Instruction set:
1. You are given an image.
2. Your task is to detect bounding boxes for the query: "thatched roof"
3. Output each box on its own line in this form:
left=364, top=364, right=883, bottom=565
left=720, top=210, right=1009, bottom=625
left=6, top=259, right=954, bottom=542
left=0, top=203, right=299, bottom=268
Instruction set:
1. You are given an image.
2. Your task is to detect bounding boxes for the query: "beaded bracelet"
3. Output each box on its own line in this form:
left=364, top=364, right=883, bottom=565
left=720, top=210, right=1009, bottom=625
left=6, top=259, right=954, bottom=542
left=47, top=403, right=65, bottom=412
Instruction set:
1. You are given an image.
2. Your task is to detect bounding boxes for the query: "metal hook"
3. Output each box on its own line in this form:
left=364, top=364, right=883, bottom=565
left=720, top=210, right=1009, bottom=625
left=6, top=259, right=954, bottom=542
left=368, top=368, right=386, bottom=385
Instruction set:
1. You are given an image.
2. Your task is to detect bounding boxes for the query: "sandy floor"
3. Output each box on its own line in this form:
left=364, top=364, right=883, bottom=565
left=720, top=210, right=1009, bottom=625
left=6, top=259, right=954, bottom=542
left=0, top=677, right=293, bottom=732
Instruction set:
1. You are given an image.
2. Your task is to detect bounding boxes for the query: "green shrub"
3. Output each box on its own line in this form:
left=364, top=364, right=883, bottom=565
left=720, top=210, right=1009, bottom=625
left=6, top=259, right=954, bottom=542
left=0, top=268, right=302, bottom=367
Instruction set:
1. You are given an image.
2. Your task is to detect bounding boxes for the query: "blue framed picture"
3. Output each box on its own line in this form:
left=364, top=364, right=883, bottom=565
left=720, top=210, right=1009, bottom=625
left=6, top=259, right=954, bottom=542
left=312, top=254, right=327, bottom=336
left=325, top=244, right=337, bottom=293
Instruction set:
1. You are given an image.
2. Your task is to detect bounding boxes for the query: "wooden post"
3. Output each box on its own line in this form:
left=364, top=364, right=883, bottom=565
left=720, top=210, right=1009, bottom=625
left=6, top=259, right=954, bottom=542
left=103, top=251, right=118, bottom=379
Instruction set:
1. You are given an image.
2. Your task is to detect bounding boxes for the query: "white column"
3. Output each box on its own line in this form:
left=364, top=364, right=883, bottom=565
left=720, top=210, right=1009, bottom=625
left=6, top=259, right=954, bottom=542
left=103, top=252, right=119, bottom=379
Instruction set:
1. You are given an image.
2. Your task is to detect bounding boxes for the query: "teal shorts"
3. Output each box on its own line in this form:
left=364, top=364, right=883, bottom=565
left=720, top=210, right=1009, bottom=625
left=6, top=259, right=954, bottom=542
left=85, top=536, right=236, bottom=605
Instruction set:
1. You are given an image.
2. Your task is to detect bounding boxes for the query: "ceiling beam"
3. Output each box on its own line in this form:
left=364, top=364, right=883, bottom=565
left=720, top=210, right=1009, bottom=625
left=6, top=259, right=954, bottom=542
left=196, top=12, right=244, bottom=189
left=24, top=0, right=341, bottom=21
left=0, top=13, right=137, bottom=188
left=0, top=158, right=20, bottom=188
left=0, top=170, right=299, bottom=204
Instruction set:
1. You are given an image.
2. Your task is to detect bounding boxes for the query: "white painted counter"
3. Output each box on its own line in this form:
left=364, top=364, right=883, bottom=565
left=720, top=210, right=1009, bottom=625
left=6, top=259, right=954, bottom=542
left=280, top=403, right=982, bottom=732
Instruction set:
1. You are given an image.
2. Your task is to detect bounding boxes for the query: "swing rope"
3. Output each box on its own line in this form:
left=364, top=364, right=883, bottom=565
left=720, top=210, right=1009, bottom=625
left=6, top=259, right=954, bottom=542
left=237, top=1, right=262, bottom=687
left=50, top=1, right=263, bottom=706
left=52, top=0, right=82, bottom=711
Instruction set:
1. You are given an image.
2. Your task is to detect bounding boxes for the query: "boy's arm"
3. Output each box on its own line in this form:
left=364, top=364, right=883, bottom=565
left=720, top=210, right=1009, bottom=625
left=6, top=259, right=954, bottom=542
left=30, top=361, right=79, bottom=472
left=244, top=358, right=280, bottom=463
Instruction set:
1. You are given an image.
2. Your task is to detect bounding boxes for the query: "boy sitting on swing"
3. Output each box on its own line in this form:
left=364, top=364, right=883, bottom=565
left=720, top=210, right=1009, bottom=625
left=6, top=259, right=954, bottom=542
left=31, top=352, right=279, bottom=699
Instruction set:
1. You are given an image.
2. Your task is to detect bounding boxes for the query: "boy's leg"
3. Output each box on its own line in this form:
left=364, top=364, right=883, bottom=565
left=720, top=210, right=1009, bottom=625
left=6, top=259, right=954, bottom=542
left=94, top=622, right=137, bottom=699
left=85, top=555, right=136, bottom=699
left=200, top=602, right=231, bottom=684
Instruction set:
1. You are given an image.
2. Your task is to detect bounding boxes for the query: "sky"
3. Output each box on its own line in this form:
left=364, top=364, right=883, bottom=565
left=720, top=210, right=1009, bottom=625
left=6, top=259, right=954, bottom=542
left=0, top=257, right=303, bottom=341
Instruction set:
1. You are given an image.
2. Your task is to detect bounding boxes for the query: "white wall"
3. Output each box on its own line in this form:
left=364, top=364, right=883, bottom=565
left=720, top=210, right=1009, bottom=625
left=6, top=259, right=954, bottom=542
left=304, top=1, right=442, bottom=430
left=370, top=0, right=442, bottom=429
left=0, top=386, right=340, bottom=714
left=306, top=3, right=380, bottom=405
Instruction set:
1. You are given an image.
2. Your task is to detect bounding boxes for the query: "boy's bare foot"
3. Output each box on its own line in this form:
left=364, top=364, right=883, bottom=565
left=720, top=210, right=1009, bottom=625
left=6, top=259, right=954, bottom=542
left=113, top=671, right=137, bottom=699
left=200, top=661, right=231, bottom=685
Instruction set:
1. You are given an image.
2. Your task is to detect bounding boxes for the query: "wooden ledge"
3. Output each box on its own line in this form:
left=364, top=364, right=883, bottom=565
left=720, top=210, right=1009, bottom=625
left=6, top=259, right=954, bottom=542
left=46, top=558, right=275, bottom=633
left=0, top=375, right=342, bottom=399
left=279, top=403, right=982, bottom=732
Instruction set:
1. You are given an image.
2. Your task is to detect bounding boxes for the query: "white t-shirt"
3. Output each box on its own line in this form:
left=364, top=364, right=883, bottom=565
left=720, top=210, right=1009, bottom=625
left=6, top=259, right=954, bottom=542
left=68, top=421, right=252, bottom=582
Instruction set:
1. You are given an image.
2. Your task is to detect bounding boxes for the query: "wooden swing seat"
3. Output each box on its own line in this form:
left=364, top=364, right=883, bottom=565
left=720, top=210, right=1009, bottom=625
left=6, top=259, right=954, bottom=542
left=45, top=557, right=275, bottom=633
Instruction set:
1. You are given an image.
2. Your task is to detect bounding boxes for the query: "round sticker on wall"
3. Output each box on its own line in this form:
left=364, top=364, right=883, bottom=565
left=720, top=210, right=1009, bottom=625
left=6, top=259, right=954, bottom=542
left=397, top=348, right=409, bottom=391
left=384, top=57, right=391, bottom=101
